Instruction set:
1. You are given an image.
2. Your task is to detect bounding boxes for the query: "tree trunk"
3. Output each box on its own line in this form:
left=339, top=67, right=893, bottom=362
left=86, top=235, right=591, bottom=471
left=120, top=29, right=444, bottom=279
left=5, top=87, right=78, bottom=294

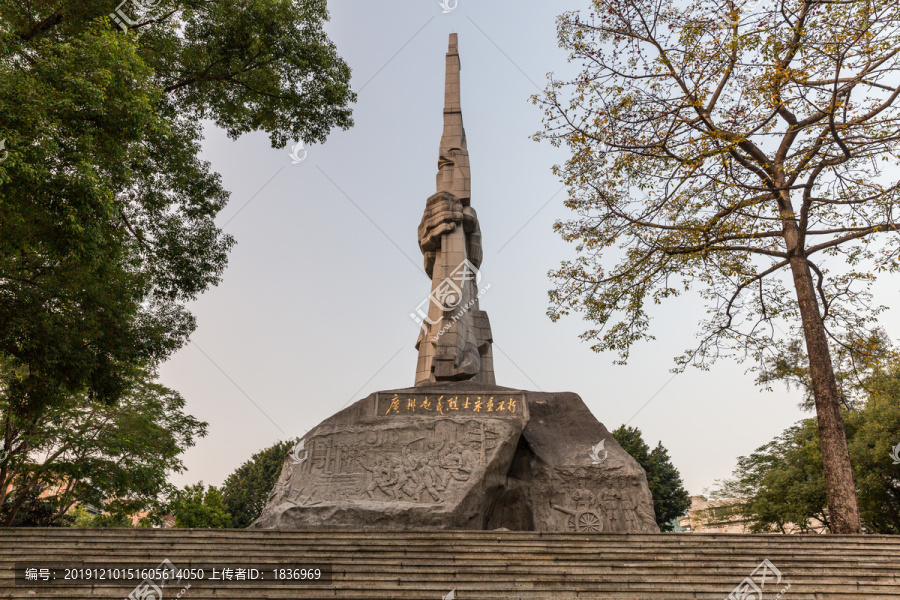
left=780, top=196, right=862, bottom=534
left=1, top=476, right=38, bottom=527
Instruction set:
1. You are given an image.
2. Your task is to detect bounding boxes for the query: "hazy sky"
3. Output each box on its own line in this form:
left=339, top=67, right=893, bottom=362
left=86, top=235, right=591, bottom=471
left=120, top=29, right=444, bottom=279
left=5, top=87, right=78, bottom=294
left=161, top=0, right=900, bottom=496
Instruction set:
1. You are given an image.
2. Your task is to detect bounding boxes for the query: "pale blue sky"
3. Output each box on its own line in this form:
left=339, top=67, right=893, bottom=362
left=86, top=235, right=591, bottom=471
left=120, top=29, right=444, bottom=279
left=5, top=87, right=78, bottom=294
left=160, top=0, right=900, bottom=497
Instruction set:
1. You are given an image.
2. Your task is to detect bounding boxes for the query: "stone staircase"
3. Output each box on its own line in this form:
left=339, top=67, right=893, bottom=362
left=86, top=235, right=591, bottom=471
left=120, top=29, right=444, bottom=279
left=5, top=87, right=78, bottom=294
left=1, top=529, right=898, bottom=599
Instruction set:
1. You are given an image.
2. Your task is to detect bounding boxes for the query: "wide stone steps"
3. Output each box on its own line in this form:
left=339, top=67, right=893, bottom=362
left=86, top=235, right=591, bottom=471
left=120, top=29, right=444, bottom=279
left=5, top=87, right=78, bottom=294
left=1, top=529, right=898, bottom=599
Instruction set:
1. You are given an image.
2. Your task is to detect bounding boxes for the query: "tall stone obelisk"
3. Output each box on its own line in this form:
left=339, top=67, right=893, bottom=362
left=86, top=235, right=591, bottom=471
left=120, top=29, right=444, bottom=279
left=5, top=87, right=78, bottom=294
left=414, top=33, right=494, bottom=387
left=252, top=34, right=660, bottom=535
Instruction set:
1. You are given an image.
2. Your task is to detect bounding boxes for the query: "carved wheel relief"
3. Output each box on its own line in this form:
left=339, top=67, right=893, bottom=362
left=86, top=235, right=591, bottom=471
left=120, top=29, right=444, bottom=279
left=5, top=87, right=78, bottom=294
left=551, top=488, right=605, bottom=533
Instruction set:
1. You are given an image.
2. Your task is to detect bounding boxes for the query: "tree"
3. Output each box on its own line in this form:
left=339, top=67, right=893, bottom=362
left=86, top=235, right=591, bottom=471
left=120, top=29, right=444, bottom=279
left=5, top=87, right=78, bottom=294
left=713, top=364, right=900, bottom=533
left=844, top=367, right=900, bottom=532
left=712, top=420, right=829, bottom=532
left=169, top=482, right=232, bottom=528
left=612, top=425, right=691, bottom=531
left=0, top=363, right=207, bottom=526
left=537, top=0, right=900, bottom=532
left=0, top=0, right=353, bottom=529
left=0, top=0, right=354, bottom=414
left=222, top=439, right=295, bottom=528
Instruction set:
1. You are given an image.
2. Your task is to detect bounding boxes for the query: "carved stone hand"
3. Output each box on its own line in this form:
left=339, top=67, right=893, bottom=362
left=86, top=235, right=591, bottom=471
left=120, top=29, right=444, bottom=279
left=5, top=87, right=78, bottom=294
left=418, top=191, right=463, bottom=277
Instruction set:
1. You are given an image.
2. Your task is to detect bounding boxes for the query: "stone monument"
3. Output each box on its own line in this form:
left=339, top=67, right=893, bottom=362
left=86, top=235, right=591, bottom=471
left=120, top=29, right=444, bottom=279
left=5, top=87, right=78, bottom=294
left=414, top=33, right=494, bottom=387
left=253, top=34, right=659, bottom=533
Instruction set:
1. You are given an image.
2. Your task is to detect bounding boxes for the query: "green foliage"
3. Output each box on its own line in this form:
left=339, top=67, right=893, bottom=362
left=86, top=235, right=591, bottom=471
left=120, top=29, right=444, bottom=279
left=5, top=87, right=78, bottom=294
left=69, top=505, right=99, bottom=528
left=222, top=439, right=295, bottom=528
left=712, top=421, right=829, bottom=533
left=169, top=482, right=232, bottom=528
left=846, top=368, right=900, bottom=533
left=0, top=19, right=178, bottom=412
left=0, top=0, right=354, bottom=414
left=0, top=0, right=352, bottom=529
left=759, top=329, right=899, bottom=411
left=647, top=442, right=692, bottom=532
left=152, top=0, right=357, bottom=147
left=69, top=505, right=134, bottom=528
left=611, top=425, right=691, bottom=531
left=713, top=364, right=900, bottom=533
left=92, top=512, right=134, bottom=527
left=0, top=483, right=75, bottom=526
left=612, top=426, right=652, bottom=465
left=0, top=364, right=207, bottom=526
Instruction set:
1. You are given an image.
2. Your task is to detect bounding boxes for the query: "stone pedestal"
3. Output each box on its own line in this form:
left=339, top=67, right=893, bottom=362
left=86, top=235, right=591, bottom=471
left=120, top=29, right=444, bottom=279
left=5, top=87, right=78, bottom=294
left=253, top=381, right=659, bottom=533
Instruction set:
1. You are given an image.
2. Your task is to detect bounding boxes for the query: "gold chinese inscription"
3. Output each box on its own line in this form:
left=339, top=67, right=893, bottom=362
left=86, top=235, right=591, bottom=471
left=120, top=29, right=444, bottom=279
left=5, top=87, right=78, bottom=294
left=377, top=393, right=525, bottom=418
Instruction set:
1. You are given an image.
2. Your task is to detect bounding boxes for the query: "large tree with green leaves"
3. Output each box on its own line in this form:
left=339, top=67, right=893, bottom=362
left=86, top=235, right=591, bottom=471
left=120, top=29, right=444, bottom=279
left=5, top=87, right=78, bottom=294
left=222, top=439, right=294, bottom=528
left=713, top=362, right=900, bottom=533
left=0, top=0, right=354, bottom=413
left=612, top=425, right=691, bottom=531
left=0, top=1, right=353, bottom=522
left=537, top=0, right=900, bottom=532
left=0, top=363, right=207, bottom=526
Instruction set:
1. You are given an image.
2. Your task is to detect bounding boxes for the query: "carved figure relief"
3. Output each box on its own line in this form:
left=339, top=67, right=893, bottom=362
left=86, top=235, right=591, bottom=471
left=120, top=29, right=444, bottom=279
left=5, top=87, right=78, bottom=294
left=551, top=488, right=604, bottom=532
left=286, top=421, right=506, bottom=506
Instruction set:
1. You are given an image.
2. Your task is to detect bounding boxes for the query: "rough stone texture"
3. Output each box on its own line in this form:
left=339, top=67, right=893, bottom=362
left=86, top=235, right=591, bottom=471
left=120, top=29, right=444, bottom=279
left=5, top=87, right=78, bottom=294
left=253, top=381, right=659, bottom=533
left=514, top=391, right=659, bottom=533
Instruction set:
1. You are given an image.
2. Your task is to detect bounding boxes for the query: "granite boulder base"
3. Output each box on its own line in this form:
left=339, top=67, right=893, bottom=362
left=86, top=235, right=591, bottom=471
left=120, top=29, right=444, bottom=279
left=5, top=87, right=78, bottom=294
left=252, top=381, right=659, bottom=532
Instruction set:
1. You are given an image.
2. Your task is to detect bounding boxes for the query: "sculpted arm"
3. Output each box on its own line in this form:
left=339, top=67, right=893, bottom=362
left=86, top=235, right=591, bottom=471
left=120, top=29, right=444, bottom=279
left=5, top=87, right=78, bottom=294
left=417, top=191, right=483, bottom=277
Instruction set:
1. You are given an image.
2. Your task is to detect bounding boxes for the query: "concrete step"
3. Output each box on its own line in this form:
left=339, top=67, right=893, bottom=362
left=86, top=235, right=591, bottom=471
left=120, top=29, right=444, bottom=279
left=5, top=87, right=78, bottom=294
left=0, top=529, right=897, bottom=599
